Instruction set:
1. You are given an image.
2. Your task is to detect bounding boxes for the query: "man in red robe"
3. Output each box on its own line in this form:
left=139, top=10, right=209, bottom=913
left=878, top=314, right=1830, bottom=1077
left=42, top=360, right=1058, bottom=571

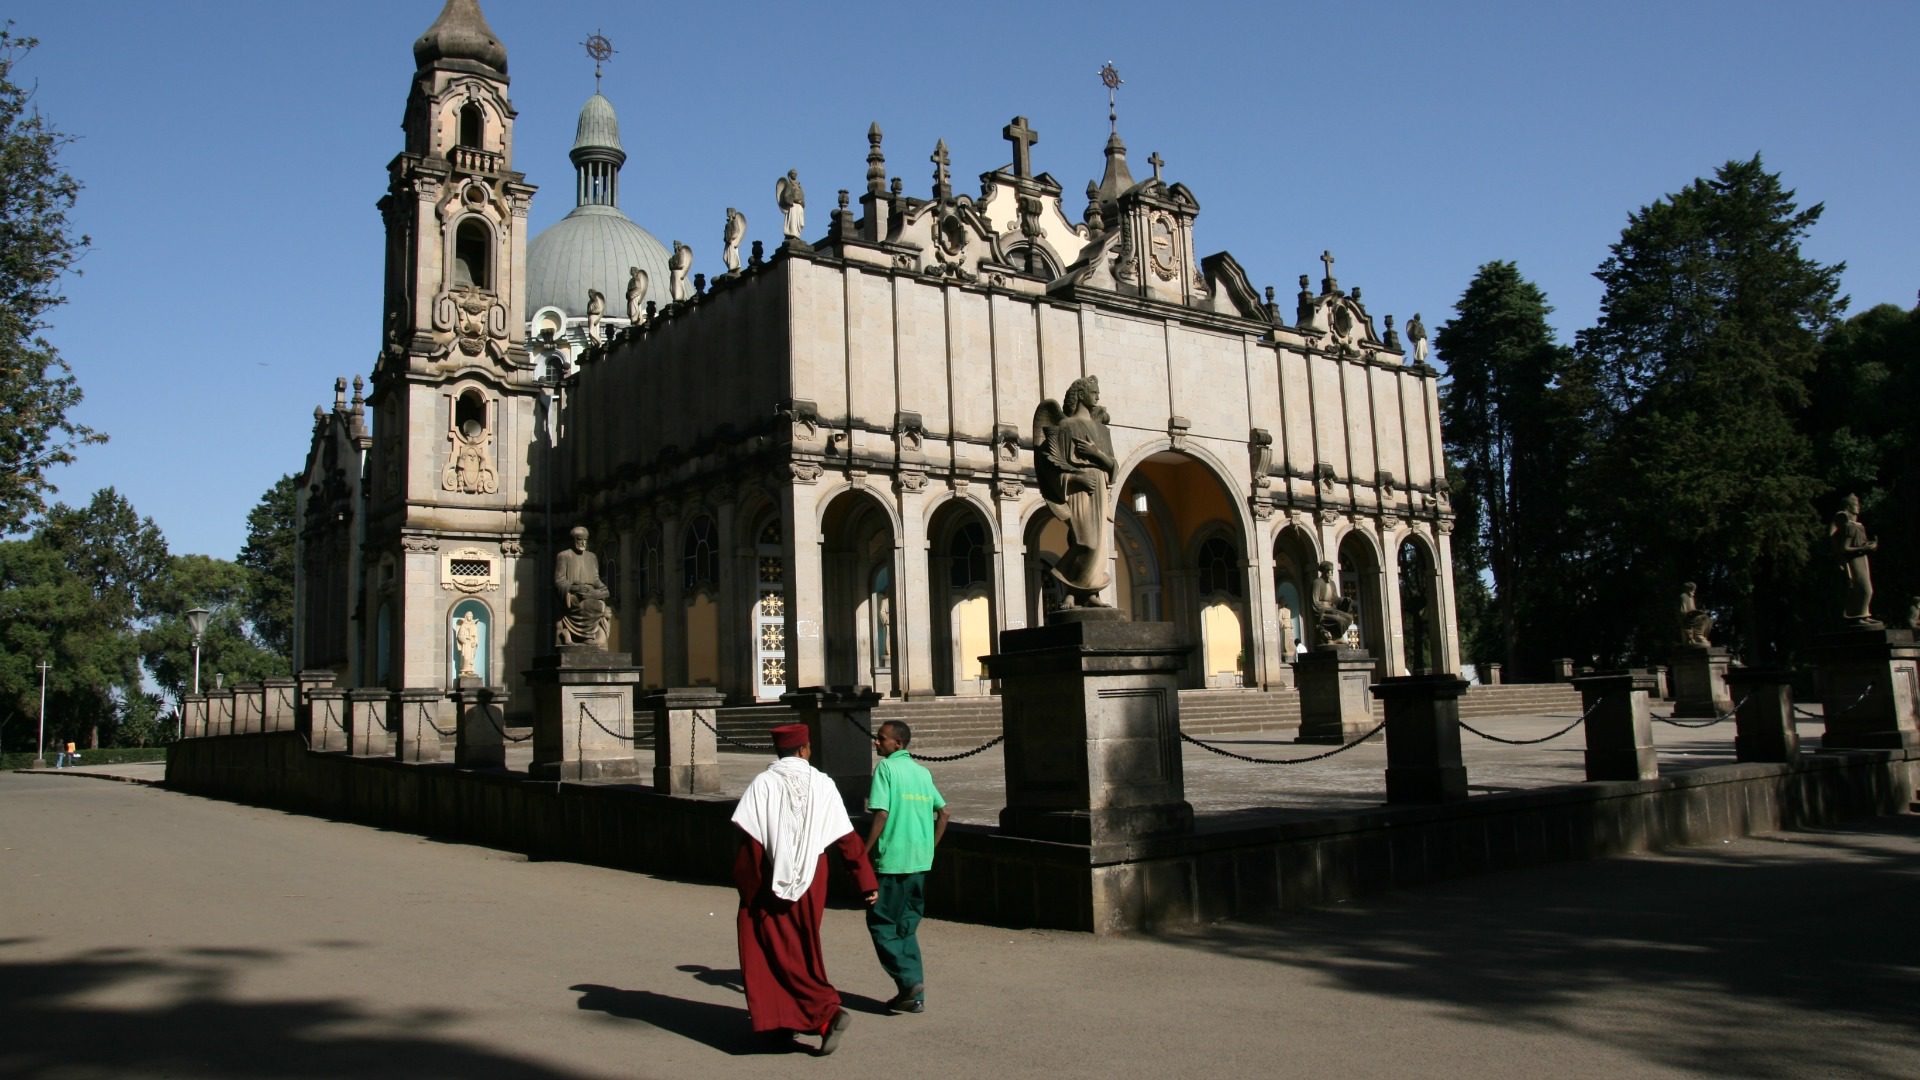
left=732, top=723, right=878, bottom=1054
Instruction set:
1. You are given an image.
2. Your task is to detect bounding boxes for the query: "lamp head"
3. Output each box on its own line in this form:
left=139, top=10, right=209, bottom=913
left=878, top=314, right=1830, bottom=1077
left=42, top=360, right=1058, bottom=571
left=185, top=607, right=211, bottom=641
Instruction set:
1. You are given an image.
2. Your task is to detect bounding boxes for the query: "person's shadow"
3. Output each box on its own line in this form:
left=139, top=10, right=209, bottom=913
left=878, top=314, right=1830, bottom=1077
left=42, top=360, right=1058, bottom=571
left=675, top=963, right=891, bottom=1015
left=571, top=982, right=801, bottom=1056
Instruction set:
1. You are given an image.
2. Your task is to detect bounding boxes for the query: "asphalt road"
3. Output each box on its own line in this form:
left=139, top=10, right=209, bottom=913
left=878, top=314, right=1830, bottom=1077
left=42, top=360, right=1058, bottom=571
left=3, top=770, right=1917, bottom=1079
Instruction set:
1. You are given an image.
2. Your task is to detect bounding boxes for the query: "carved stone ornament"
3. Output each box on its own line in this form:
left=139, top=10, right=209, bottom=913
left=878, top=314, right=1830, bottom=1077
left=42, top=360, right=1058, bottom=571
left=995, top=424, right=1021, bottom=461
left=895, top=470, right=928, bottom=494
left=894, top=411, right=926, bottom=452
left=441, top=547, right=501, bottom=593
left=442, top=414, right=499, bottom=495
left=1251, top=496, right=1274, bottom=521
left=995, top=478, right=1025, bottom=501
left=1148, top=211, right=1178, bottom=281
left=789, top=461, right=824, bottom=484
left=433, top=285, right=509, bottom=365
left=1318, top=509, right=1341, bottom=526
left=1249, top=428, right=1274, bottom=490
left=401, top=534, right=442, bottom=554
left=501, top=538, right=525, bottom=558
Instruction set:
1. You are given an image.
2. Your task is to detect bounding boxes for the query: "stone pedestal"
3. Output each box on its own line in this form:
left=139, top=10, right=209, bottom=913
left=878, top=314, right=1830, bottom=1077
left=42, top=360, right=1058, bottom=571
left=527, top=647, right=645, bottom=781
left=394, top=688, right=450, bottom=764
left=450, top=680, right=509, bottom=769
left=208, top=689, right=235, bottom=737
left=1670, top=645, right=1732, bottom=718
left=1548, top=658, right=1575, bottom=681
left=295, top=669, right=336, bottom=734
left=233, top=682, right=265, bottom=734
left=1812, top=628, right=1920, bottom=751
left=1293, top=646, right=1377, bottom=744
left=261, top=676, right=298, bottom=733
left=1473, top=661, right=1503, bottom=686
left=1373, top=673, right=1470, bottom=803
left=347, top=687, right=392, bottom=757
left=985, top=619, right=1193, bottom=856
left=1574, top=671, right=1658, bottom=781
left=182, top=693, right=208, bottom=739
left=1652, top=664, right=1671, bottom=700
left=781, top=686, right=882, bottom=809
left=1725, top=668, right=1798, bottom=763
left=645, top=687, right=725, bottom=795
left=307, top=687, right=350, bottom=752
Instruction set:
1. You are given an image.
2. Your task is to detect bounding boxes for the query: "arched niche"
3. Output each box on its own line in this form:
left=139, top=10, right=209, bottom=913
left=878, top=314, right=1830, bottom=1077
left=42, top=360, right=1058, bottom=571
left=1115, top=449, right=1252, bottom=688
left=821, top=489, right=898, bottom=695
left=1337, top=529, right=1388, bottom=676
left=447, top=598, right=491, bottom=686
left=1397, top=532, right=1441, bottom=674
left=928, top=500, right=997, bottom=696
left=1272, top=524, right=1319, bottom=658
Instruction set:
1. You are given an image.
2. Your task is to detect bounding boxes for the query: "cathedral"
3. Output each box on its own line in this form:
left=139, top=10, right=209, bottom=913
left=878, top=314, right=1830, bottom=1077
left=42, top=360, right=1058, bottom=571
left=294, top=0, right=1462, bottom=724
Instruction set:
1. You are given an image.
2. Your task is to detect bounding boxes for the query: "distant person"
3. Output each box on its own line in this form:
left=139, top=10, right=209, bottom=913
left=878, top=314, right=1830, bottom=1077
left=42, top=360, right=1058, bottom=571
left=731, top=723, right=877, bottom=1055
left=863, top=721, right=949, bottom=1014
left=56, top=741, right=76, bottom=768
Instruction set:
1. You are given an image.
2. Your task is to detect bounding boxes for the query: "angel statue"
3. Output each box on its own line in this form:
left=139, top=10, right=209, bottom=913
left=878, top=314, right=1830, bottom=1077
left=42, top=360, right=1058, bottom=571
left=1033, top=376, right=1117, bottom=611
left=723, top=207, right=747, bottom=272
left=775, top=169, right=806, bottom=239
left=669, top=241, right=693, bottom=302
left=625, top=266, right=648, bottom=322
left=585, top=288, right=605, bottom=341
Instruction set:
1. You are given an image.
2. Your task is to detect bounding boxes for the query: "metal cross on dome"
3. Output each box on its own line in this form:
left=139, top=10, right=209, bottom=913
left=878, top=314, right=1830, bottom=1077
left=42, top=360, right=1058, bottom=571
left=1099, top=62, right=1122, bottom=134
left=582, top=30, right=614, bottom=91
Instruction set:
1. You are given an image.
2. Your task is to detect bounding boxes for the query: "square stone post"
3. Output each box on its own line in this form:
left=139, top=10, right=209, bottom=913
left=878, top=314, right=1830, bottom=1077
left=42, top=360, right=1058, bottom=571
left=985, top=618, right=1193, bottom=856
left=1813, top=628, right=1920, bottom=751
left=295, top=669, right=336, bottom=734
left=780, top=685, right=882, bottom=810
left=1473, top=661, right=1503, bottom=686
left=181, top=693, right=208, bottom=738
left=450, top=680, right=510, bottom=769
left=1293, top=646, right=1378, bottom=744
left=394, top=688, right=449, bottom=764
left=526, top=646, right=645, bottom=780
left=1724, top=668, right=1798, bottom=762
left=1550, top=658, right=1575, bottom=682
left=307, top=687, right=350, bottom=752
left=1670, top=645, right=1732, bottom=717
left=347, top=687, right=393, bottom=757
left=645, top=687, right=725, bottom=794
left=1574, top=671, right=1658, bottom=781
left=208, top=689, right=235, bottom=736
left=1372, top=673, right=1470, bottom=803
left=261, top=676, right=298, bottom=733
left=233, top=682, right=265, bottom=734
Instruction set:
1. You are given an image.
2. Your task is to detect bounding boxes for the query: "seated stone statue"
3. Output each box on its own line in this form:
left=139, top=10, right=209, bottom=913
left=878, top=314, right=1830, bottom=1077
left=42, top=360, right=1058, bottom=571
left=1310, top=561, right=1357, bottom=647
left=554, top=525, right=612, bottom=649
left=1678, top=581, right=1714, bottom=647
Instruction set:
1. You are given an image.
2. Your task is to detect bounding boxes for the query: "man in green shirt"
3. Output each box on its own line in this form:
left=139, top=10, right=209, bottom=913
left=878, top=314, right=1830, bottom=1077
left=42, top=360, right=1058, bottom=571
left=864, top=720, right=949, bottom=1014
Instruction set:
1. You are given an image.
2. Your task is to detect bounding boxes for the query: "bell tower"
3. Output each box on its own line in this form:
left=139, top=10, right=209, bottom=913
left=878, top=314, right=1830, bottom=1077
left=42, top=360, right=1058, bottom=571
left=361, top=0, right=543, bottom=714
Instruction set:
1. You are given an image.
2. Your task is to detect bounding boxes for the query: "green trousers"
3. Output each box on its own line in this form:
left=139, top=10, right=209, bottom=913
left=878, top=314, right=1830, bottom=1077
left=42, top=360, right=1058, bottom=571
left=866, top=872, right=926, bottom=993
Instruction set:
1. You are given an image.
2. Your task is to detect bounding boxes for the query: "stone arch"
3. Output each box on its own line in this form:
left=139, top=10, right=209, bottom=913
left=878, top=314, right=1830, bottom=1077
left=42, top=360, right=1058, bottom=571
left=820, top=488, right=900, bottom=695
left=927, top=498, right=998, bottom=696
left=743, top=506, right=789, bottom=701
left=1396, top=529, right=1442, bottom=674
left=1337, top=528, right=1389, bottom=674
left=681, top=513, right=721, bottom=686
left=1271, top=523, right=1319, bottom=658
left=451, top=214, right=493, bottom=290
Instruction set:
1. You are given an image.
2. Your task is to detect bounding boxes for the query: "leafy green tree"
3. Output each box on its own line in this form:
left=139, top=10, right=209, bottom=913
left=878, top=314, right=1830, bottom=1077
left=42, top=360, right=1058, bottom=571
left=141, top=553, right=286, bottom=705
left=0, top=28, right=102, bottom=533
left=1576, top=156, right=1843, bottom=664
left=0, top=536, right=85, bottom=750
left=238, top=473, right=298, bottom=663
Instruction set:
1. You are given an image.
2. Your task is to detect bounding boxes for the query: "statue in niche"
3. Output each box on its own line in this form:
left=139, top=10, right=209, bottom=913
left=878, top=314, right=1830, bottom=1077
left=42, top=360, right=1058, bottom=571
left=442, top=417, right=499, bottom=495
left=1311, top=561, right=1358, bottom=647
left=625, top=267, right=648, bottom=322
left=1278, top=605, right=1296, bottom=656
left=1032, top=376, right=1117, bottom=609
left=1830, top=493, right=1880, bottom=626
left=1677, top=581, right=1714, bottom=646
left=585, top=288, right=605, bottom=341
left=775, top=169, right=806, bottom=239
left=554, top=525, right=612, bottom=649
left=723, top=207, right=747, bottom=272
left=454, top=610, right=481, bottom=679
left=669, top=241, right=693, bottom=302
left=1406, top=312, right=1429, bottom=365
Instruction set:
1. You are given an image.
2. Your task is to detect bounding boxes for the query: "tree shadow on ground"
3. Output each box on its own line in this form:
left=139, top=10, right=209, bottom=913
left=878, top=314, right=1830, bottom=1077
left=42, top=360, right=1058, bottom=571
left=0, top=941, right=590, bottom=1079
left=1159, top=816, right=1920, bottom=1079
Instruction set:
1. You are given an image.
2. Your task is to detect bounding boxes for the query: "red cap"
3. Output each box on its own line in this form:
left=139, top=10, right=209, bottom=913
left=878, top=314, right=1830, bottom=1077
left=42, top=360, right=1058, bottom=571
left=770, top=723, right=810, bottom=750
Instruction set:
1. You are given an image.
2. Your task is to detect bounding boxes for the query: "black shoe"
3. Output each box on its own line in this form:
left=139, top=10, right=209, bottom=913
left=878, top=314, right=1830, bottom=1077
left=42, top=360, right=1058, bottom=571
left=819, top=1009, right=851, bottom=1055
left=886, top=983, right=925, bottom=1013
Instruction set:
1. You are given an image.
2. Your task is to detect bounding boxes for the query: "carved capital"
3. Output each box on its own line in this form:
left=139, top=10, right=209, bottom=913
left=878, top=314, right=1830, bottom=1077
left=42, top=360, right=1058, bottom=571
left=790, top=461, right=823, bottom=484
left=995, top=478, right=1024, bottom=501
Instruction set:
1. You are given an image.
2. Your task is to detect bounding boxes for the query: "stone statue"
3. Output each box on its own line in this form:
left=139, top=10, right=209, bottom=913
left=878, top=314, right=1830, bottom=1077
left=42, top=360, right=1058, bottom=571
left=554, top=525, right=612, bottom=648
left=1310, top=561, right=1357, bottom=646
left=775, top=169, right=806, bottom=239
left=1032, top=376, right=1117, bottom=609
left=454, top=610, right=481, bottom=678
left=669, top=241, right=693, bottom=303
left=1677, top=581, right=1714, bottom=646
left=1906, top=596, right=1920, bottom=631
left=625, top=266, right=648, bottom=322
left=723, top=207, right=747, bottom=273
left=1406, top=312, right=1428, bottom=365
left=1830, top=493, right=1880, bottom=626
left=1278, top=605, right=1296, bottom=655
left=441, top=418, right=498, bottom=494
left=585, top=288, right=605, bottom=341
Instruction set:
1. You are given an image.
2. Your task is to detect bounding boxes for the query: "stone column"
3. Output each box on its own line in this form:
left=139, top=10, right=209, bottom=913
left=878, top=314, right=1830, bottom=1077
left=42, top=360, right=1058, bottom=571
left=644, top=686, right=725, bottom=794
left=261, top=676, right=299, bottom=733
left=307, top=687, right=350, bottom=752
left=1294, top=646, right=1378, bottom=744
left=1573, top=671, right=1658, bottom=781
left=450, top=680, right=510, bottom=769
left=208, top=689, right=235, bottom=737
left=1670, top=645, right=1732, bottom=718
left=1812, top=627, right=1920, bottom=751
left=780, top=685, right=881, bottom=809
left=993, top=489, right=1029, bottom=633
left=1725, top=668, right=1797, bottom=763
left=295, top=669, right=336, bottom=735
left=1372, top=673, right=1470, bottom=803
left=526, top=646, right=645, bottom=780
left=347, top=687, right=393, bottom=757
left=985, top=618, right=1193, bottom=857
left=181, top=693, right=208, bottom=739
left=394, top=687, right=449, bottom=764
left=233, top=682, right=265, bottom=734
left=786, top=483, right=828, bottom=690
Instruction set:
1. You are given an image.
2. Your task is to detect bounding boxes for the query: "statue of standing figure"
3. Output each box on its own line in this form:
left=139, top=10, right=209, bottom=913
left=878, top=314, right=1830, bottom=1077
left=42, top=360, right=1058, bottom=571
left=555, top=526, right=612, bottom=649
left=454, top=610, right=481, bottom=678
left=723, top=207, right=747, bottom=272
left=775, top=170, right=806, bottom=239
left=668, top=241, right=693, bottom=303
left=1677, top=581, right=1714, bottom=646
left=1311, top=561, right=1358, bottom=646
left=1406, top=312, right=1428, bottom=365
left=1033, top=376, right=1116, bottom=610
left=1831, top=493, right=1880, bottom=626
left=585, top=288, right=605, bottom=341
left=625, top=267, right=648, bottom=322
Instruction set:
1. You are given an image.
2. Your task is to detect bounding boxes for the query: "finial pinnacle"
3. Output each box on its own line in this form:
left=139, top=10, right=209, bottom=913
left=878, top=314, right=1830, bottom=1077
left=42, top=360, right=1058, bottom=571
left=582, top=30, right=614, bottom=92
left=1098, top=62, right=1123, bottom=135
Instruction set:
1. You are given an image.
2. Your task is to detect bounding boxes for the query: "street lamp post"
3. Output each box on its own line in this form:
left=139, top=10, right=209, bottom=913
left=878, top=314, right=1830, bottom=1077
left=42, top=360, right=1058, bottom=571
left=184, top=607, right=210, bottom=741
left=33, top=660, right=49, bottom=768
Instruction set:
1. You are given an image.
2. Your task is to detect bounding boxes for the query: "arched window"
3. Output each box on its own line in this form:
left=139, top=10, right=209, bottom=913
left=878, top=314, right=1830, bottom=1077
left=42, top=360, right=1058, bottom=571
left=683, top=516, right=718, bottom=592
left=453, top=218, right=491, bottom=289
left=949, top=522, right=989, bottom=590
left=458, top=103, right=485, bottom=149
left=755, top=518, right=787, bottom=700
left=1198, top=536, right=1241, bottom=597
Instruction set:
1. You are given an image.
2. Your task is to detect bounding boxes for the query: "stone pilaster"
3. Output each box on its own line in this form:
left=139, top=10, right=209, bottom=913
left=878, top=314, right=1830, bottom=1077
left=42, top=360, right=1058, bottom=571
left=208, top=689, right=235, bottom=737
left=262, top=676, right=299, bottom=733
left=644, top=686, right=725, bottom=795
left=1813, top=628, right=1920, bottom=751
left=1372, top=673, right=1470, bottom=803
left=347, top=687, right=393, bottom=757
left=307, top=687, right=350, bottom=752
left=526, top=646, right=644, bottom=780
left=233, top=682, right=265, bottom=735
left=295, top=669, right=336, bottom=735
left=394, top=687, right=449, bottom=763
left=1574, top=671, right=1658, bottom=781
left=181, top=693, right=208, bottom=739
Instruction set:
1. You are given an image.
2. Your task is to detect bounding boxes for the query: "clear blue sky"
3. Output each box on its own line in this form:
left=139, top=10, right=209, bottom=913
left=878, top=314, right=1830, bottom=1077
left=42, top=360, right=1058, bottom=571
left=15, top=1, right=1918, bottom=559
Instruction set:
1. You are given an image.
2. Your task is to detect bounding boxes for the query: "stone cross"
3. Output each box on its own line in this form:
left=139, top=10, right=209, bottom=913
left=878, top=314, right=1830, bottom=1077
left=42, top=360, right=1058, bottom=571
left=1148, top=151, right=1164, bottom=181
left=1320, top=249, right=1337, bottom=292
left=1003, top=116, right=1039, bottom=180
left=931, top=139, right=952, bottom=200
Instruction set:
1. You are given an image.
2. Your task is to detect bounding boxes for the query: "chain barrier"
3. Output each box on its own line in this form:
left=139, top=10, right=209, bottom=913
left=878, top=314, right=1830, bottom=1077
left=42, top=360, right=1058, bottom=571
left=1179, top=718, right=1387, bottom=764
left=699, top=713, right=774, bottom=752
left=910, top=734, right=1006, bottom=763
left=417, top=703, right=457, bottom=739
left=578, top=701, right=647, bottom=743
left=1459, top=698, right=1603, bottom=745
left=476, top=703, right=534, bottom=743
left=1652, top=692, right=1751, bottom=729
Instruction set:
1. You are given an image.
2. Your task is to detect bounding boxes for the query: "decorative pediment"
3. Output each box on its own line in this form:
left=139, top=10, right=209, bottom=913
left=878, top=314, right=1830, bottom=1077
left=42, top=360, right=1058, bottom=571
left=1200, top=252, right=1268, bottom=321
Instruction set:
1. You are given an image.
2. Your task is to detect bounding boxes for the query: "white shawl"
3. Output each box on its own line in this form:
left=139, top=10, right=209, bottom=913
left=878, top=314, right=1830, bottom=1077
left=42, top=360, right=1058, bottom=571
left=731, top=756, right=854, bottom=901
